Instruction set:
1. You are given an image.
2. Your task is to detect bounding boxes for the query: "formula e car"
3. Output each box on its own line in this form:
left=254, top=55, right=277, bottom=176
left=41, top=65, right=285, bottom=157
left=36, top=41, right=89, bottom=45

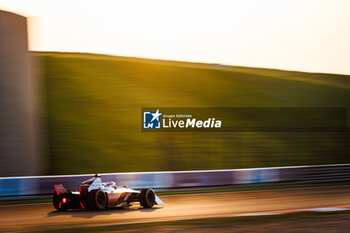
left=53, top=174, right=164, bottom=211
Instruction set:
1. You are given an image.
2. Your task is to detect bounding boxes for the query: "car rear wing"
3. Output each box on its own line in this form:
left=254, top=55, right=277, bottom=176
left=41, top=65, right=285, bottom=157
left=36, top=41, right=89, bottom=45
left=54, top=184, right=69, bottom=195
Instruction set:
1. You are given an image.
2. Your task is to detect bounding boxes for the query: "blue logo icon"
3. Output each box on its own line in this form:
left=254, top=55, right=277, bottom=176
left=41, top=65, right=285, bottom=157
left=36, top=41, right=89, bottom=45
left=143, top=109, right=162, bottom=129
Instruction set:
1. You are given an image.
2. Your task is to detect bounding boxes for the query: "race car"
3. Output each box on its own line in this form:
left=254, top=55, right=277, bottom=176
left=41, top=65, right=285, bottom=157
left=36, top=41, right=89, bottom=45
left=53, top=174, right=164, bottom=211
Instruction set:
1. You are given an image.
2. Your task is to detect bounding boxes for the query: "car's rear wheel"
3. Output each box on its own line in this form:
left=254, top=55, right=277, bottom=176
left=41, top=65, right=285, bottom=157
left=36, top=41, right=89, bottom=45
left=88, top=189, right=107, bottom=210
left=140, top=188, right=155, bottom=208
left=52, top=192, right=67, bottom=211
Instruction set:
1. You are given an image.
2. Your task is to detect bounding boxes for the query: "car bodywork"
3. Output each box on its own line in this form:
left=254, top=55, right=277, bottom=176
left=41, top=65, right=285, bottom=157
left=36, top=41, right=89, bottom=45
left=53, top=174, right=164, bottom=211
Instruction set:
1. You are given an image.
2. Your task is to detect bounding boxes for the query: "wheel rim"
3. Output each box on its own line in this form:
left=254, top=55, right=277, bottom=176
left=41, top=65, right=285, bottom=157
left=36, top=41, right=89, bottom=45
left=147, top=191, right=155, bottom=204
left=97, top=192, right=105, bottom=206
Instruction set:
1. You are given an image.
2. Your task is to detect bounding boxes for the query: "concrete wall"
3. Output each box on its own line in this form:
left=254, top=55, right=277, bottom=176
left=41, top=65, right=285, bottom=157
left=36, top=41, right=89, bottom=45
left=0, top=168, right=284, bottom=197
left=2, top=164, right=349, bottom=197
left=0, top=10, right=42, bottom=176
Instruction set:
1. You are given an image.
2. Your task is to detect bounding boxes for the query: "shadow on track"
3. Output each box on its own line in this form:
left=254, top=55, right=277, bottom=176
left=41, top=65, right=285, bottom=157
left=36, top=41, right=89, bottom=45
left=46, top=205, right=162, bottom=219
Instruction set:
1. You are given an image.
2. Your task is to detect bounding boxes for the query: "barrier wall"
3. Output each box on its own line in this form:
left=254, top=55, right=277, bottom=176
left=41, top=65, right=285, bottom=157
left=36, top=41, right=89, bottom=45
left=1, top=164, right=349, bottom=197
left=0, top=165, right=298, bottom=197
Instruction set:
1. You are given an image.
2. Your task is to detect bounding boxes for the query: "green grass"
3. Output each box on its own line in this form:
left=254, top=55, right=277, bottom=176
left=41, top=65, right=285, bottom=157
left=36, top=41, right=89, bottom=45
left=36, top=52, right=350, bottom=175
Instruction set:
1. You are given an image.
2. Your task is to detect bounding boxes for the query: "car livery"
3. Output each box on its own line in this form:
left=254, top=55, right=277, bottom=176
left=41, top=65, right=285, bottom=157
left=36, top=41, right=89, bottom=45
left=53, top=174, right=164, bottom=211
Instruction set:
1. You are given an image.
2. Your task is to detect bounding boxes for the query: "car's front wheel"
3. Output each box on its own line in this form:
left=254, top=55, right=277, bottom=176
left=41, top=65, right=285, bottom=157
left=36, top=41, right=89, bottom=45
left=140, top=188, right=155, bottom=208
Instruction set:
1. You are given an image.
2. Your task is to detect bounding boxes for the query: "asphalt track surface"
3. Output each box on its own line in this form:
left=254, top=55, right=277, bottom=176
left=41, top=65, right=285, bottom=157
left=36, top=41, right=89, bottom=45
left=1, top=186, right=350, bottom=232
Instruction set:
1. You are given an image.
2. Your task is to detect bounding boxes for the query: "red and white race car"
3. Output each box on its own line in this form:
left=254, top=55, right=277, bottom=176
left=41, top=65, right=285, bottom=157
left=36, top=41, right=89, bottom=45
left=53, top=174, right=164, bottom=211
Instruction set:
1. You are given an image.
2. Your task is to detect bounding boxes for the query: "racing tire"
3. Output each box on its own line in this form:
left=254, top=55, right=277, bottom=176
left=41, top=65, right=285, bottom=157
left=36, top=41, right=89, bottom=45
left=140, top=188, right=155, bottom=208
left=53, top=192, right=67, bottom=211
left=88, top=189, right=107, bottom=210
